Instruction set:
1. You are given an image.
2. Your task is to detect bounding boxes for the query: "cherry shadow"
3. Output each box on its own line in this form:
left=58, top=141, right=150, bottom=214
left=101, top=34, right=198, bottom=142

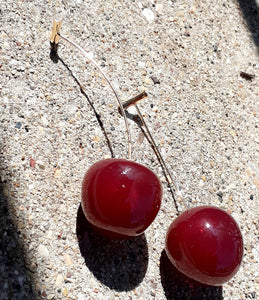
left=237, top=0, right=259, bottom=55
left=76, top=204, right=148, bottom=291
left=160, top=250, right=223, bottom=300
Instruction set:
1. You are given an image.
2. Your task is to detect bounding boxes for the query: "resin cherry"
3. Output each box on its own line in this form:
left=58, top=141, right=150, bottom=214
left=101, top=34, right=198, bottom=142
left=165, top=206, right=243, bottom=286
left=81, top=158, right=162, bottom=239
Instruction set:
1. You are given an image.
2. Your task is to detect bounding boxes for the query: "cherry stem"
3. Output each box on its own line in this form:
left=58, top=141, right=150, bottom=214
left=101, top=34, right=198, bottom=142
left=53, top=31, right=132, bottom=160
left=50, top=19, right=186, bottom=209
left=122, top=94, right=188, bottom=210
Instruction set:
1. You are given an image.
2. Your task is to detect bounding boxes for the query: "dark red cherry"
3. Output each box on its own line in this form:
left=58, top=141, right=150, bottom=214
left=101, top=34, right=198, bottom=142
left=81, top=158, right=162, bottom=239
left=165, top=206, right=243, bottom=286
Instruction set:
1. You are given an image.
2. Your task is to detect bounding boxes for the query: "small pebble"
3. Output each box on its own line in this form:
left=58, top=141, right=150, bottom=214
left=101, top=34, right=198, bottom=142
left=30, top=158, right=36, bottom=168
left=144, top=77, right=152, bottom=85
left=55, top=274, right=63, bottom=288
left=64, top=253, right=72, bottom=266
left=217, top=191, right=223, bottom=201
left=54, top=168, right=61, bottom=178
left=62, top=287, right=69, bottom=297
left=142, top=8, right=154, bottom=22
left=151, top=76, right=160, bottom=84
left=176, top=11, right=185, bottom=17
left=15, top=122, right=22, bottom=129
left=38, top=245, right=49, bottom=258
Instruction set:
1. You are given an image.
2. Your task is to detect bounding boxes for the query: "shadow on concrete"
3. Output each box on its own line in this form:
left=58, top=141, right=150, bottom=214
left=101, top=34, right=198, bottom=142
left=237, top=0, right=259, bottom=55
left=0, top=150, right=37, bottom=298
left=160, top=250, right=223, bottom=300
left=76, top=204, right=148, bottom=291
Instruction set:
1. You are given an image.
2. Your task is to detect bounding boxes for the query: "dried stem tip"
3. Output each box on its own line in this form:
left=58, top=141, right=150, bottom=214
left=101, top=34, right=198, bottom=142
left=50, top=19, right=62, bottom=46
left=119, top=91, right=148, bottom=114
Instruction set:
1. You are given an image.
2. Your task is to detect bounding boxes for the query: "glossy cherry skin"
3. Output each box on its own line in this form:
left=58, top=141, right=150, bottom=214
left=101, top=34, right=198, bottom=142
left=165, top=206, right=243, bottom=286
left=81, top=158, right=162, bottom=239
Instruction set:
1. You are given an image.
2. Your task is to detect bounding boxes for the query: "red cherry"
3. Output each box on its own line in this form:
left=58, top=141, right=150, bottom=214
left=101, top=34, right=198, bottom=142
left=81, top=158, right=162, bottom=239
left=165, top=206, right=243, bottom=286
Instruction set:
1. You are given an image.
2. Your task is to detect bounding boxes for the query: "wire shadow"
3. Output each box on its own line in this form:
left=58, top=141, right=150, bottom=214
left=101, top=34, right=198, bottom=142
left=50, top=48, right=114, bottom=158
left=122, top=109, right=180, bottom=214
left=76, top=204, right=148, bottom=291
left=237, top=0, right=259, bottom=55
left=160, top=250, right=223, bottom=300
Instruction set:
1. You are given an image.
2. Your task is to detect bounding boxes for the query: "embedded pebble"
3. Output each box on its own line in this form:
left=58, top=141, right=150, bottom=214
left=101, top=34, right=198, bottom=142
left=176, top=10, right=185, bottom=17
left=29, top=158, right=36, bottom=168
left=62, top=287, right=69, bottom=296
left=38, top=245, right=49, bottom=258
left=54, top=168, right=61, bottom=178
left=15, top=122, right=22, bottom=129
left=55, top=274, right=64, bottom=288
left=64, top=253, right=72, bottom=266
left=142, top=8, right=154, bottom=22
